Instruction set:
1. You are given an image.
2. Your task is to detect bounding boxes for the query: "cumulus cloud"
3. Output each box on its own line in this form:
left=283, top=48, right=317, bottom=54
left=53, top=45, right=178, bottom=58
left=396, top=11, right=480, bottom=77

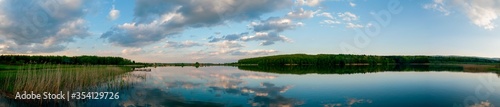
left=100, top=12, right=186, bottom=47
left=338, top=12, right=359, bottom=21
left=346, top=23, right=364, bottom=28
left=250, top=17, right=302, bottom=32
left=424, top=0, right=451, bottom=16
left=241, top=32, right=291, bottom=46
left=424, top=0, right=500, bottom=30
left=461, top=0, right=499, bottom=30
left=210, top=40, right=244, bottom=49
left=349, top=2, right=356, bottom=7
left=232, top=49, right=277, bottom=55
left=321, top=20, right=341, bottom=25
left=163, top=41, right=202, bottom=48
left=101, top=0, right=293, bottom=47
left=317, top=12, right=335, bottom=19
left=296, top=0, right=323, bottom=7
left=286, top=8, right=317, bottom=19
left=208, top=32, right=249, bottom=43
left=122, top=48, right=144, bottom=55
left=108, top=5, right=120, bottom=20
left=0, top=40, right=66, bottom=54
left=200, top=40, right=245, bottom=56
left=195, top=40, right=278, bottom=56
left=0, top=0, right=92, bottom=53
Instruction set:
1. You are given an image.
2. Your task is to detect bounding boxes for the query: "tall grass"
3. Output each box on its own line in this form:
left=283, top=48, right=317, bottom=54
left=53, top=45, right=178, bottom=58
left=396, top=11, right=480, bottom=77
left=1, top=64, right=131, bottom=99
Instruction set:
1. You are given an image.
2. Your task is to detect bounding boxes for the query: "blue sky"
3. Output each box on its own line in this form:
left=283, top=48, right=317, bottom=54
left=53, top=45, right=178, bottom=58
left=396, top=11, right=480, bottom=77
left=0, top=0, right=499, bottom=63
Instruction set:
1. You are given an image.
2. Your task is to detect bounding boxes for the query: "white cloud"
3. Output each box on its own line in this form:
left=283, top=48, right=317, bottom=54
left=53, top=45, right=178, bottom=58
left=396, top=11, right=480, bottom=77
left=108, top=5, right=120, bottom=20
left=297, top=22, right=305, bottom=26
left=424, top=0, right=500, bottom=30
left=321, top=20, right=341, bottom=25
left=366, top=23, right=373, bottom=27
left=287, top=8, right=317, bottom=19
left=317, top=12, right=334, bottom=19
left=346, top=23, right=364, bottom=28
left=232, top=49, right=278, bottom=55
left=424, top=0, right=450, bottom=16
left=241, top=32, right=291, bottom=46
left=163, top=40, right=202, bottom=48
left=296, top=0, right=323, bottom=7
left=122, top=48, right=144, bottom=55
left=462, top=1, right=498, bottom=30
left=349, top=2, right=356, bottom=7
left=204, top=40, right=245, bottom=55
left=338, top=12, right=359, bottom=21
left=250, top=17, right=301, bottom=32
left=210, top=40, right=244, bottom=49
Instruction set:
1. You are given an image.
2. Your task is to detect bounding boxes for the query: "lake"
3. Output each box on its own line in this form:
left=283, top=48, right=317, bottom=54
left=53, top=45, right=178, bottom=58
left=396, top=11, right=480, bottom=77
left=1, top=66, right=500, bottom=107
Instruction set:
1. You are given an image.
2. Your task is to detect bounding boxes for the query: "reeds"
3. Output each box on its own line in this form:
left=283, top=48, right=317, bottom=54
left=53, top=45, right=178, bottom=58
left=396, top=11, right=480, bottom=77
left=1, top=64, right=131, bottom=97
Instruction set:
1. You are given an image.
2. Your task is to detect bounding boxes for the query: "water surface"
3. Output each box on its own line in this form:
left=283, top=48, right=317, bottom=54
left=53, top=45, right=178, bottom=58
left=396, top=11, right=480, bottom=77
left=2, top=66, right=500, bottom=107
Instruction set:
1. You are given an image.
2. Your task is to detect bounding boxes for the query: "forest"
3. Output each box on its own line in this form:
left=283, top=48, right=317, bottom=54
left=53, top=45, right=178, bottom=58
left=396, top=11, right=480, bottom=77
left=238, top=65, right=466, bottom=74
left=0, top=55, right=135, bottom=65
left=238, top=54, right=500, bottom=66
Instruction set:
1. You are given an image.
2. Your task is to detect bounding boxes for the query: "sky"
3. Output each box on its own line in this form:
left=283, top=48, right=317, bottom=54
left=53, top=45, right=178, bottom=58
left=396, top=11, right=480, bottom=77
left=0, top=0, right=499, bottom=63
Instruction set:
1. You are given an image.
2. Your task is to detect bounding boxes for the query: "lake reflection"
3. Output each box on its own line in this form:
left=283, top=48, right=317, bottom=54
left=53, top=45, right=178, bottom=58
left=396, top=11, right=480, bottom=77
left=2, top=66, right=500, bottom=107
left=112, top=66, right=500, bottom=107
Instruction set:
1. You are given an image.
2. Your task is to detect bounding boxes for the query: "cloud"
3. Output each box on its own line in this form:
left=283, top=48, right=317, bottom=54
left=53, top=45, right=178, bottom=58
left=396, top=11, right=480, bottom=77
left=122, top=48, right=144, bottom=55
left=118, top=88, right=223, bottom=107
left=286, top=8, right=317, bottom=19
left=101, top=0, right=293, bottom=47
left=108, top=5, right=120, bottom=20
left=461, top=0, right=498, bottom=30
left=250, top=17, right=302, bottom=32
left=100, top=13, right=185, bottom=47
left=469, top=101, right=492, bottom=107
left=296, top=0, right=323, bottom=7
left=349, top=2, right=356, bottom=7
left=0, top=0, right=92, bottom=53
left=0, top=40, right=66, bottom=54
left=424, top=0, right=451, bottom=16
left=424, top=0, right=500, bottom=30
left=323, top=98, right=373, bottom=107
left=202, top=40, right=244, bottom=55
left=241, top=32, right=291, bottom=46
left=210, top=40, right=244, bottom=49
left=197, top=40, right=278, bottom=56
left=338, top=12, right=359, bottom=21
left=163, top=40, right=202, bottom=48
left=317, top=12, right=335, bottom=19
left=208, top=32, right=249, bottom=43
left=321, top=20, right=341, bottom=25
left=232, top=49, right=278, bottom=55
left=346, top=23, right=364, bottom=28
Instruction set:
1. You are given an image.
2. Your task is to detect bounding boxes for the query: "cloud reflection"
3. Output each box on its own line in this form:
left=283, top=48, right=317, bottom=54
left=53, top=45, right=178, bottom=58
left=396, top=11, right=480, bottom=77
left=164, top=81, right=202, bottom=89
left=323, top=98, right=373, bottom=107
left=121, top=67, right=299, bottom=106
left=118, top=88, right=223, bottom=107
left=470, top=101, right=493, bottom=107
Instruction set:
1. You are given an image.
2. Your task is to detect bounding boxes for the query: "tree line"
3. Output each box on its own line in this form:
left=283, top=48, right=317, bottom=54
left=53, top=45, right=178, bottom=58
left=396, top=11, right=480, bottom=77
left=238, top=54, right=499, bottom=66
left=0, top=55, right=135, bottom=65
left=238, top=65, right=465, bottom=74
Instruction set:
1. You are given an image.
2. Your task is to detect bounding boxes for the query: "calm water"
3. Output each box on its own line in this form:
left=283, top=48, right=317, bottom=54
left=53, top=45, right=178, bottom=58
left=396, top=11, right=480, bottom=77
left=2, top=66, right=500, bottom=107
